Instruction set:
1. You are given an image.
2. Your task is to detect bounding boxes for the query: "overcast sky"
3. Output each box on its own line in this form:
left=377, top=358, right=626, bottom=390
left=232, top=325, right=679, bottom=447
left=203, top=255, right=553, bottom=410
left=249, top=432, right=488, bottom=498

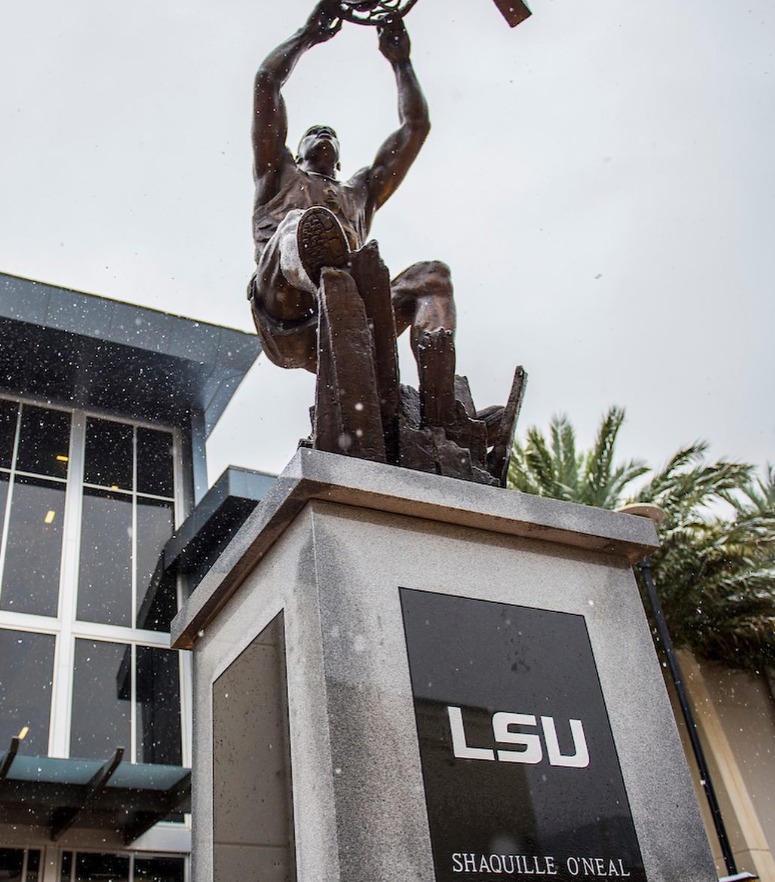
left=1, top=0, right=773, bottom=486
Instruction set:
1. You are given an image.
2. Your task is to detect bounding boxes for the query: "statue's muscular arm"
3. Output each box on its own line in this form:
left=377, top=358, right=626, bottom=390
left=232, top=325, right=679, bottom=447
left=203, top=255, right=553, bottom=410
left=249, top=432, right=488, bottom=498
left=252, top=2, right=342, bottom=206
left=363, top=21, right=431, bottom=213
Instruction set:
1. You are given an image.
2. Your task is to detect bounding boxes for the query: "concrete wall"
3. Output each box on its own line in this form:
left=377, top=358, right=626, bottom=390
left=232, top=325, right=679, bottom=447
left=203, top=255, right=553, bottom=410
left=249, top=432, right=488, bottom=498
left=672, top=651, right=775, bottom=882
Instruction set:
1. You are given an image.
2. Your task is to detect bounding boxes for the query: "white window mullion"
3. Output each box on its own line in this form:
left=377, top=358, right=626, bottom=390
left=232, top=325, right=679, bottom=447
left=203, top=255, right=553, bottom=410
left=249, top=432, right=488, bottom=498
left=40, top=846, right=60, bottom=882
left=130, top=427, right=139, bottom=764
left=172, top=428, right=192, bottom=771
left=50, top=411, right=86, bottom=758
left=56, top=410, right=83, bottom=623
left=179, top=616, right=193, bottom=769
left=0, top=471, right=12, bottom=606
left=131, top=643, right=138, bottom=764
left=0, top=611, right=59, bottom=634
left=47, top=632, right=72, bottom=759
left=70, top=621, right=171, bottom=647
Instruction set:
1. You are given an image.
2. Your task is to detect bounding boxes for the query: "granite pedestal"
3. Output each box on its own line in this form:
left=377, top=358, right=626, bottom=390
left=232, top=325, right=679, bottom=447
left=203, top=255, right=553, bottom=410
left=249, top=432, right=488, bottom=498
left=172, top=449, right=716, bottom=882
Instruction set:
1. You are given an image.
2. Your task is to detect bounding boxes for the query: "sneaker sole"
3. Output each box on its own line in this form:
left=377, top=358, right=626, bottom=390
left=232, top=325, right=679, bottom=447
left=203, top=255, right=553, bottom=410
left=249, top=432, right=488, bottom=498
left=297, top=207, right=349, bottom=286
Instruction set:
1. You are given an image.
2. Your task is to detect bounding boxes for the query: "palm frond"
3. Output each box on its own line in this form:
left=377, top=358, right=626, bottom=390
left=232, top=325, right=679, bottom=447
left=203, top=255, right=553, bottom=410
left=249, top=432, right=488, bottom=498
left=509, top=408, right=775, bottom=672
left=582, top=407, right=626, bottom=507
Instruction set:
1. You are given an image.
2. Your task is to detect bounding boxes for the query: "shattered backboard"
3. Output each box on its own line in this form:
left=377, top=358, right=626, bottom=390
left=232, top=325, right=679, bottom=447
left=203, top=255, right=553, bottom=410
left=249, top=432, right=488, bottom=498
left=491, top=0, right=532, bottom=27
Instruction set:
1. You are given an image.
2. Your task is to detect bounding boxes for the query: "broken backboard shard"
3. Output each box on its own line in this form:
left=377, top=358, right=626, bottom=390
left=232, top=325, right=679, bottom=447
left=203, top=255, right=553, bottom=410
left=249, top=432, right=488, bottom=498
left=492, top=0, right=532, bottom=28
left=309, top=240, right=526, bottom=487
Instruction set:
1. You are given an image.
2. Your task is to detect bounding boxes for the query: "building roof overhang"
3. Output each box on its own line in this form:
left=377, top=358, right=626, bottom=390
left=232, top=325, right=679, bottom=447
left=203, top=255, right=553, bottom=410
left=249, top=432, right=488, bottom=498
left=0, top=272, right=261, bottom=436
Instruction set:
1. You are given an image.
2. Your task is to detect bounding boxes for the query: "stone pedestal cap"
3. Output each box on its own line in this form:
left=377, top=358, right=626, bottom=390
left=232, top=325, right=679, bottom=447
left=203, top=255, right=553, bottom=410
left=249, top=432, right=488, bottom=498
left=172, top=449, right=658, bottom=649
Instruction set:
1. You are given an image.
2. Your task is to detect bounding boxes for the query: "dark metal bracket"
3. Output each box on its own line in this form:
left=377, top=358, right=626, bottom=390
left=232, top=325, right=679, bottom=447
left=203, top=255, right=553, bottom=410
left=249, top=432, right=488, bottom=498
left=51, top=747, right=125, bottom=841
left=0, top=736, right=21, bottom=784
left=122, top=770, right=192, bottom=845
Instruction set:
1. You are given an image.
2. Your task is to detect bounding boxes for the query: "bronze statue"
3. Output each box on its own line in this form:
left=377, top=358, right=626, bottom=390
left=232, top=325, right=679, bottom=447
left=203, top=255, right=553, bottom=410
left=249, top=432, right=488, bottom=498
left=249, top=3, right=453, bottom=377
left=248, top=1, right=526, bottom=485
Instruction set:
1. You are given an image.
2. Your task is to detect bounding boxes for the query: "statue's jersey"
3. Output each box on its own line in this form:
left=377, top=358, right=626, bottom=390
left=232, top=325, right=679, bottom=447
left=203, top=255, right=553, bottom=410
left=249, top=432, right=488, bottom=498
left=253, top=154, right=373, bottom=262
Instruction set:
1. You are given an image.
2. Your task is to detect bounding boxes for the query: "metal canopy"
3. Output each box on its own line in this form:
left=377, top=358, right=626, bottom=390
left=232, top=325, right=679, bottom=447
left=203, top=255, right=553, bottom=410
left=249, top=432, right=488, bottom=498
left=0, top=743, right=191, bottom=845
left=0, top=272, right=261, bottom=437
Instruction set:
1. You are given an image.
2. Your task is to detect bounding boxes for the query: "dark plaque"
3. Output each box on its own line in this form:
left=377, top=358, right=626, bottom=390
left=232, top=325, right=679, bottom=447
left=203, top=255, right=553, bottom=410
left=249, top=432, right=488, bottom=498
left=400, top=589, right=646, bottom=882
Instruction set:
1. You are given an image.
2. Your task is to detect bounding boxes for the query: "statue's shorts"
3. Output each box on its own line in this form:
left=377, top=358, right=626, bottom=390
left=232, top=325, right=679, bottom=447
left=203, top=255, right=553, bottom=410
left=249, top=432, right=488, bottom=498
left=248, top=210, right=453, bottom=373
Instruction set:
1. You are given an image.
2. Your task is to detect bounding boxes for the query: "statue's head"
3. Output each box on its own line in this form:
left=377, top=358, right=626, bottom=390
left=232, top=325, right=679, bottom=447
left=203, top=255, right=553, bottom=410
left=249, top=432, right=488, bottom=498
left=297, top=125, right=342, bottom=176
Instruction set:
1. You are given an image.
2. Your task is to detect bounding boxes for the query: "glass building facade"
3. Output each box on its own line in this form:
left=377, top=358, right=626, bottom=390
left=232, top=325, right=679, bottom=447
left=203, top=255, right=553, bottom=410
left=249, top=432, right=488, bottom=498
left=0, top=399, right=184, bottom=767
left=0, top=397, right=189, bottom=880
left=0, top=271, right=262, bottom=882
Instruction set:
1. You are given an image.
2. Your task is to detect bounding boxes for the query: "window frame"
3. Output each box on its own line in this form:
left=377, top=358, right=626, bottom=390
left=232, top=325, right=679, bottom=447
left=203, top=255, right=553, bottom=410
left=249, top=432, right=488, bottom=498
left=0, top=845, right=42, bottom=882
left=58, top=848, right=189, bottom=882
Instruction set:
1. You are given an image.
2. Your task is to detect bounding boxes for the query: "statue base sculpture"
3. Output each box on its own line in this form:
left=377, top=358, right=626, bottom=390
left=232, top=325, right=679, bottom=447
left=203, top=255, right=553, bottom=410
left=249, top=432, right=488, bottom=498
left=307, top=241, right=526, bottom=487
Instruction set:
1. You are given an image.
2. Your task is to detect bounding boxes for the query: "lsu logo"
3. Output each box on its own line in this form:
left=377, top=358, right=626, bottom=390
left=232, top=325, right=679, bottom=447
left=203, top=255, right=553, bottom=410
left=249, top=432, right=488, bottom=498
left=447, top=706, right=590, bottom=768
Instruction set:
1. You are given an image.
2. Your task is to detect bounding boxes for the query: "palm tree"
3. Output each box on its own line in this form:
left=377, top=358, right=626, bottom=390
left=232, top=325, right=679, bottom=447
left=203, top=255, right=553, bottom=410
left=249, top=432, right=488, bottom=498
left=508, top=409, right=775, bottom=672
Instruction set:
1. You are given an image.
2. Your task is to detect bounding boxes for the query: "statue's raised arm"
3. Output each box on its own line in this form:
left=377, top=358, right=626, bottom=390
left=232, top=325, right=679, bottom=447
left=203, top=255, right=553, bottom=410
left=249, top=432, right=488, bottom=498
left=252, top=2, right=343, bottom=206
left=364, top=19, right=430, bottom=213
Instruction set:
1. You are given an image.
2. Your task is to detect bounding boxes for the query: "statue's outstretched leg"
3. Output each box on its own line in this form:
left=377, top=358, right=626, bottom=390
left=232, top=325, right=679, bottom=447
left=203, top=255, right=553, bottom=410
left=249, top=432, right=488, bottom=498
left=391, top=260, right=456, bottom=352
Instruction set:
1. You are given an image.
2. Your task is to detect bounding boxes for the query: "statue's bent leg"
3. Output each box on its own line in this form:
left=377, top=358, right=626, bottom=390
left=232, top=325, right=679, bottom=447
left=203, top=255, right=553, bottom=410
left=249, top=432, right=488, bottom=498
left=248, top=209, right=352, bottom=374
left=391, top=260, right=457, bottom=427
left=248, top=275, right=318, bottom=373
left=390, top=260, right=456, bottom=356
left=248, top=210, right=319, bottom=373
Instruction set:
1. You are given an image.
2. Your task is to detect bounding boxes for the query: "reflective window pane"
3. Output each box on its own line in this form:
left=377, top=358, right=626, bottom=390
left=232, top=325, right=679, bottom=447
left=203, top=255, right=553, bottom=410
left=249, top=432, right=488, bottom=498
left=1, top=476, right=65, bottom=617
left=136, top=498, right=174, bottom=627
left=136, top=646, right=182, bottom=766
left=60, top=852, right=72, bottom=882
left=0, top=400, right=18, bottom=469
left=134, top=857, right=185, bottom=882
left=137, top=569, right=178, bottom=634
left=26, top=850, right=40, bottom=882
left=74, top=853, right=129, bottom=882
left=84, top=418, right=133, bottom=491
left=16, top=405, right=70, bottom=479
left=77, top=488, right=132, bottom=627
left=0, top=630, right=55, bottom=754
left=71, top=640, right=131, bottom=761
left=0, top=849, right=24, bottom=882
left=136, top=428, right=174, bottom=497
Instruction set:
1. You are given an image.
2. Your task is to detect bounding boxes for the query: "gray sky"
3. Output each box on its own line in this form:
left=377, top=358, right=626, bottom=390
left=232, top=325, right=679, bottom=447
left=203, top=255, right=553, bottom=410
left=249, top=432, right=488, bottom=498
left=1, top=0, right=773, bottom=486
